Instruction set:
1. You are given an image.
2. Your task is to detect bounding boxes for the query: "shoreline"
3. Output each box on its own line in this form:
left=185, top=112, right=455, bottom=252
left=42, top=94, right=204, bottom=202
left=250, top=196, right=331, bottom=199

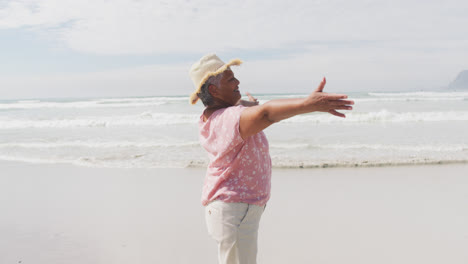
left=269, top=158, right=468, bottom=169
left=2, top=157, right=468, bottom=170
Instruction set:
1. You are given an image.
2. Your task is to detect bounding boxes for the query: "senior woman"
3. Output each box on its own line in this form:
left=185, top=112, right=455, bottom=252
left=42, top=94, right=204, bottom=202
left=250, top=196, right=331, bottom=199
left=189, top=54, right=354, bottom=264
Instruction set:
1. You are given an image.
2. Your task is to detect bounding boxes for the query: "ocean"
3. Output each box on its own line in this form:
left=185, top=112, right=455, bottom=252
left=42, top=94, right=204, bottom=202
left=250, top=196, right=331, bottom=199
left=1, top=91, right=467, bottom=169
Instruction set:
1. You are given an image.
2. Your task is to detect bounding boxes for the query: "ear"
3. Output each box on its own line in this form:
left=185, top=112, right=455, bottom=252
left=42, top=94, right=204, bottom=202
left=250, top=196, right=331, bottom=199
left=208, top=84, right=219, bottom=97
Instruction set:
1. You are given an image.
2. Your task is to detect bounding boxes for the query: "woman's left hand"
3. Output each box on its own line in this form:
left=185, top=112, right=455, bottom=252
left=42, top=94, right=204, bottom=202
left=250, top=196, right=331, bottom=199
left=246, top=92, right=259, bottom=105
left=236, top=92, right=259, bottom=107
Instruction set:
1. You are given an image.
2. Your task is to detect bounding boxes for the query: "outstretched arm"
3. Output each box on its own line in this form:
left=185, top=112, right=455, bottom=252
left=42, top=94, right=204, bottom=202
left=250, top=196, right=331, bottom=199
left=239, top=78, right=354, bottom=139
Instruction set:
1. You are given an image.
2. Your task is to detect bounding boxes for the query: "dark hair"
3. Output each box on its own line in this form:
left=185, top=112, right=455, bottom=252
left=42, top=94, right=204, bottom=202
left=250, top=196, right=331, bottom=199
left=198, top=82, right=214, bottom=107
left=197, top=74, right=223, bottom=107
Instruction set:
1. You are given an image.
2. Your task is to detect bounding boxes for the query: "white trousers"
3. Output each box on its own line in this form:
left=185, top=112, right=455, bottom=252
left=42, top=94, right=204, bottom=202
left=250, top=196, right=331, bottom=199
left=205, top=201, right=265, bottom=264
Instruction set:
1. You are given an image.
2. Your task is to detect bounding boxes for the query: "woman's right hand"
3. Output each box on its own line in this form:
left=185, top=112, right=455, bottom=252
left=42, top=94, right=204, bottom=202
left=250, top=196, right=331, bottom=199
left=304, top=77, right=354, bottom=118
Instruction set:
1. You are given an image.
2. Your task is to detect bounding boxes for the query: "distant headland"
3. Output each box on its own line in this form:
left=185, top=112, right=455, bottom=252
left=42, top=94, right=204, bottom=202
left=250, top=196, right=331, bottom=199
left=449, top=70, right=468, bottom=90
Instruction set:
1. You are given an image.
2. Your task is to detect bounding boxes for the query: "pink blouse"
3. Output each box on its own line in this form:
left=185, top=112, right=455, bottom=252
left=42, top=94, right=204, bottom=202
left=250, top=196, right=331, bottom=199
left=199, top=105, right=272, bottom=206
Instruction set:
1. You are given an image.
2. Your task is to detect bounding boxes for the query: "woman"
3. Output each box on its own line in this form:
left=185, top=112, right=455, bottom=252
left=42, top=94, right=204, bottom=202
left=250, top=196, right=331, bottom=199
left=189, top=54, right=354, bottom=264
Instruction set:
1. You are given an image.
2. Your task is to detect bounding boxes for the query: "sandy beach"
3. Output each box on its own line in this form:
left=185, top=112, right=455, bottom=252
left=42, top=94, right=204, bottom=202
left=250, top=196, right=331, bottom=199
left=1, top=161, right=467, bottom=264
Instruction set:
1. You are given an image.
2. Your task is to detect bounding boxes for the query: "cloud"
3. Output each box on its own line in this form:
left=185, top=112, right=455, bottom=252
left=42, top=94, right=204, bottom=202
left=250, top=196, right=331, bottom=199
left=1, top=62, right=194, bottom=99
left=1, top=0, right=467, bottom=55
left=3, top=45, right=465, bottom=101
left=1, top=0, right=467, bottom=98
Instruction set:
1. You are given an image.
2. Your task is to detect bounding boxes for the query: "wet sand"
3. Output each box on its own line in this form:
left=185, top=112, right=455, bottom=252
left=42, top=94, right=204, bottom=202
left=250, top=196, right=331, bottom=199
left=1, top=161, right=467, bottom=263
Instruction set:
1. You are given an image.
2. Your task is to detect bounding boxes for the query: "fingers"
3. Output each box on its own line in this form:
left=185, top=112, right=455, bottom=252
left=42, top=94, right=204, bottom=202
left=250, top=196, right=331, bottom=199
left=314, top=77, right=326, bottom=92
left=330, top=100, right=354, bottom=107
left=338, top=100, right=354, bottom=105
left=308, top=82, right=354, bottom=118
left=334, top=105, right=353, bottom=110
left=328, top=96, right=353, bottom=116
left=330, top=99, right=353, bottom=111
left=326, top=94, right=349, bottom=100
left=328, top=109, right=346, bottom=118
left=245, top=92, right=258, bottom=102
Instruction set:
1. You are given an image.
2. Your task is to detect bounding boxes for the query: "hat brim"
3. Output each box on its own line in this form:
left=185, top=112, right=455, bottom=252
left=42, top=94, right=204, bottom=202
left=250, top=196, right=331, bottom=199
left=189, top=59, right=242, bottom=105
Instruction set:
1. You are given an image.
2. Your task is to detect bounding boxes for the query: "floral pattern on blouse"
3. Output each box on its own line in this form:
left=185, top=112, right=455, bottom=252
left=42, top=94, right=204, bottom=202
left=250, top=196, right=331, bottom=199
left=199, top=105, right=272, bottom=206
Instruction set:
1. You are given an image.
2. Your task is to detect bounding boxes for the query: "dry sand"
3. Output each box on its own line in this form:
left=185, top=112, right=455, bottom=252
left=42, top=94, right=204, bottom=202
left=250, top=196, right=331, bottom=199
left=1, top=161, right=467, bottom=263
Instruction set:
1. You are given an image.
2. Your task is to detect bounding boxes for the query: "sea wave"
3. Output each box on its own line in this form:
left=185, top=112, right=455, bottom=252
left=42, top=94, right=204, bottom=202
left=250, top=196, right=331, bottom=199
left=355, top=97, right=467, bottom=102
left=269, top=159, right=468, bottom=169
left=368, top=91, right=468, bottom=97
left=0, top=112, right=199, bottom=129
left=1, top=154, right=466, bottom=169
left=349, top=91, right=468, bottom=102
left=1, top=110, right=467, bottom=129
left=2, top=141, right=466, bottom=153
left=283, top=110, right=468, bottom=123
left=0, top=155, right=76, bottom=165
left=3, top=92, right=467, bottom=110
left=0, top=140, right=200, bottom=148
left=0, top=96, right=188, bottom=110
left=262, top=92, right=468, bottom=102
left=270, top=143, right=468, bottom=152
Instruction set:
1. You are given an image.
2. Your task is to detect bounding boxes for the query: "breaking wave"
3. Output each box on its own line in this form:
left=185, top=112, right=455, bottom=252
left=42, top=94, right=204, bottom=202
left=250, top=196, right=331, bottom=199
left=0, top=96, right=188, bottom=110
left=2, top=110, right=468, bottom=129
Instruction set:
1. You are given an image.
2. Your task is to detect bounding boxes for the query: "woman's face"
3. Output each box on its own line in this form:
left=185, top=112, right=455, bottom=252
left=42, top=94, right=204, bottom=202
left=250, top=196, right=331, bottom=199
left=211, top=69, right=241, bottom=106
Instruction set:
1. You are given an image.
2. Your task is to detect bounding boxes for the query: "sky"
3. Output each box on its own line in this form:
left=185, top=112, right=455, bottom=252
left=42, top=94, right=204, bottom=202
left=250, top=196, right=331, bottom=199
left=1, top=0, right=468, bottom=100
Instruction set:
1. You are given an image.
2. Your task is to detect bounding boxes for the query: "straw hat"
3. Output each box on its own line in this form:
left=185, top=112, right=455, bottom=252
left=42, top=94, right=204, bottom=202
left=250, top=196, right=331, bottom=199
left=189, top=54, right=242, bottom=104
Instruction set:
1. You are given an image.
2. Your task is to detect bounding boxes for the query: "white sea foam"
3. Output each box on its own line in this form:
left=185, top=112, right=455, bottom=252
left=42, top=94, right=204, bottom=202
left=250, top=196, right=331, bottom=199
left=355, top=97, right=467, bottom=102
left=1, top=110, right=467, bottom=129
left=3, top=92, right=466, bottom=110
left=1, top=153, right=467, bottom=169
left=0, top=154, right=150, bottom=168
left=95, top=97, right=187, bottom=103
left=3, top=141, right=466, bottom=153
left=2, top=92, right=467, bottom=169
left=16, top=100, right=41, bottom=103
left=0, top=96, right=188, bottom=109
left=283, top=110, right=468, bottom=123
left=368, top=91, right=468, bottom=97
left=350, top=91, right=468, bottom=102
left=0, top=112, right=199, bottom=129
left=0, top=101, right=164, bottom=109
left=269, top=159, right=468, bottom=169
left=0, top=155, right=76, bottom=165
left=1, top=139, right=465, bottom=169
left=270, top=143, right=468, bottom=152
left=260, top=92, right=468, bottom=103
left=0, top=141, right=200, bottom=149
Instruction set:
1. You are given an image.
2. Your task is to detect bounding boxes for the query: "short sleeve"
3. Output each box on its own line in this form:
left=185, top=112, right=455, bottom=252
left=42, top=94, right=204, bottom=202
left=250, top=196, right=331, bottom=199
left=209, top=105, right=245, bottom=154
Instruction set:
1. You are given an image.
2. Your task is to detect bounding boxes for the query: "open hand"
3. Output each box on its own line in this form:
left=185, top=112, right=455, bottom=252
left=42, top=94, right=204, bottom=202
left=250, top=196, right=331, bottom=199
left=305, top=77, right=354, bottom=118
left=236, top=92, right=259, bottom=107
left=245, top=92, right=259, bottom=105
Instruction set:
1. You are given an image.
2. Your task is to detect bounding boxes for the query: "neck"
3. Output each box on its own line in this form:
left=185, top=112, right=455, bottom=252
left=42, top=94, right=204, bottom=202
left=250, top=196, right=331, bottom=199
left=206, top=98, right=234, bottom=110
